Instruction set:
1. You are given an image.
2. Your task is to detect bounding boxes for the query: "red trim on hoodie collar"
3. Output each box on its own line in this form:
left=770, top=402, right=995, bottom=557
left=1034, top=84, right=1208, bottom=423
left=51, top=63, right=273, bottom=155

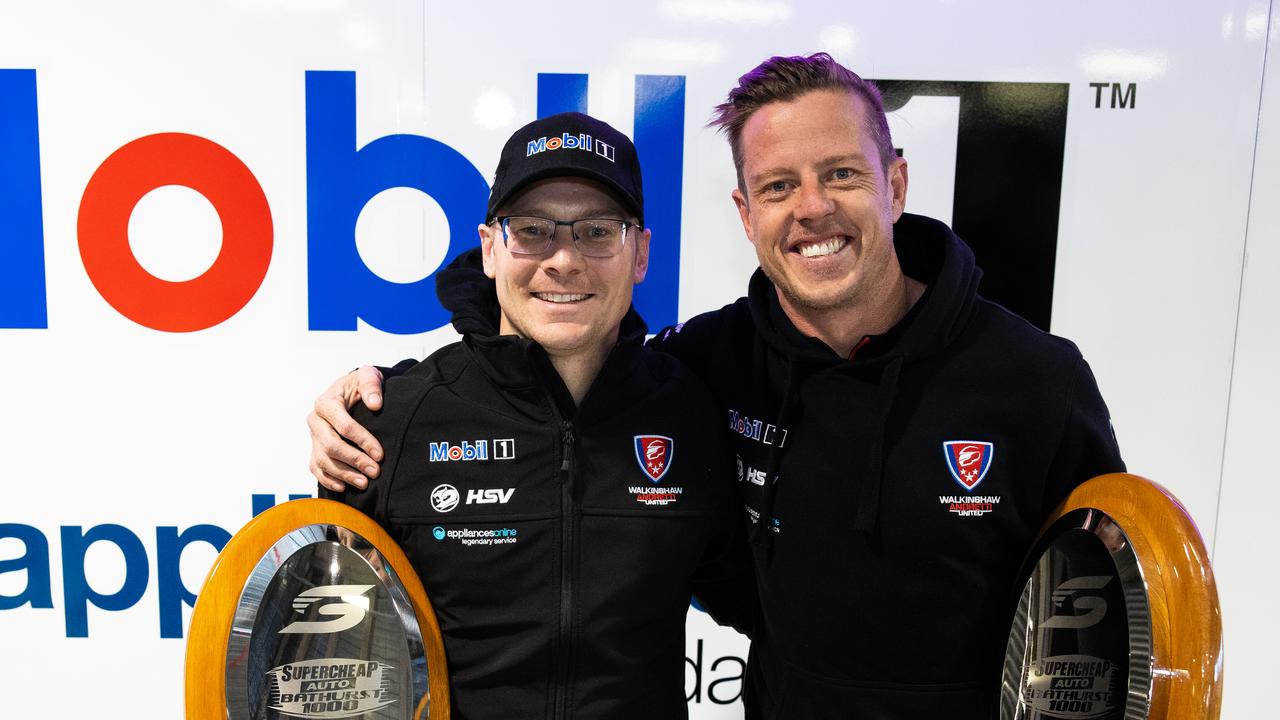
left=847, top=336, right=872, bottom=361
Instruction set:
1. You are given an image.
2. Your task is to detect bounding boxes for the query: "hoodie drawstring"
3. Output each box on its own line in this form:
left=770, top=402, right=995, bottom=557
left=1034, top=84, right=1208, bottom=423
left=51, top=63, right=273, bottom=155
left=851, top=355, right=904, bottom=535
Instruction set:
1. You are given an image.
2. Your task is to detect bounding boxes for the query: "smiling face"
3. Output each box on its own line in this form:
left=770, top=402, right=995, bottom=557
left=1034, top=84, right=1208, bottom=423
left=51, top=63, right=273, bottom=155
left=732, top=88, right=908, bottom=314
left=478, top=177, right=650, bottom=359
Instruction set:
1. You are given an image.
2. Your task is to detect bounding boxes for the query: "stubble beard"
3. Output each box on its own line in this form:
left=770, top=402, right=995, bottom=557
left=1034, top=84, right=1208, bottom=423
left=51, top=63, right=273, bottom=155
left=771, top=266, right=866, bottom=313
left=764, top=231, right=894, bottom=316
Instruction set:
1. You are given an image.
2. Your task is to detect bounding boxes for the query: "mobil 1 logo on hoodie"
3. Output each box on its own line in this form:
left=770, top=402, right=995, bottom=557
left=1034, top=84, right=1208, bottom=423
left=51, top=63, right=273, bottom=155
left=875, top=80, right=1068, bottom=332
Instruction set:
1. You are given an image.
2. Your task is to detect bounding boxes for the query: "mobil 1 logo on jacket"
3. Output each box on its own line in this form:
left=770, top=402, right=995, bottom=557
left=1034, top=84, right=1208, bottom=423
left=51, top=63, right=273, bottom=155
left=938, top=440, right=1002, bottom=518
left=629, top=435, right=683, bottom=506
left=428, top=437, right=516, bottom=462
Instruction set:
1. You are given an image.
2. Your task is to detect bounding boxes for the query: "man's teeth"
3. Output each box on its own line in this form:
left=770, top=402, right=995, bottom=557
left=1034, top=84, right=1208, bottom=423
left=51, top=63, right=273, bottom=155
left=798, top=237, right=848, bottom=258
left=535, top=293, right=590, bottom=303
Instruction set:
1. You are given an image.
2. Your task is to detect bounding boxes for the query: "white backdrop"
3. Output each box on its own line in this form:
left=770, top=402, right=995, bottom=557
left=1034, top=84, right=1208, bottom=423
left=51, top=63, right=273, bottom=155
left=0, top=1, right=1274, bottom=717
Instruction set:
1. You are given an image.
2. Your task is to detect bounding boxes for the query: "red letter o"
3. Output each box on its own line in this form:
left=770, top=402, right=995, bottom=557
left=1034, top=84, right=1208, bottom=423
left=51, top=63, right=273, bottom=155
left=78, top=133, right=272, bottom=332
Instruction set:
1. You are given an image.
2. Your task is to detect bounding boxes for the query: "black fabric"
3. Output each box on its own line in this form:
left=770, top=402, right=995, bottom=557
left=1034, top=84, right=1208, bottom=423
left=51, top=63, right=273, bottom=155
left=436, top=247, right=502, bottom=337
left=323, top=248, right=749, bottom=720
left=649, top=212, right=1125, bottom=719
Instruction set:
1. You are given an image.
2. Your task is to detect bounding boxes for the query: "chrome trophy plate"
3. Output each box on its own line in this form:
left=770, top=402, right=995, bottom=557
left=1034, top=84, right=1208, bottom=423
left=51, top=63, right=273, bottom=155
left=1001, top=508, right=1153, bottom=720
left=224, top=524, right=429, bottom=719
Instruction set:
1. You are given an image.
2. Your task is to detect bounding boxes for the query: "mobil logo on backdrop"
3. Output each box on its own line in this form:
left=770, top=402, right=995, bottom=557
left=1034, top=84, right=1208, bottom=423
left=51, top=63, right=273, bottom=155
left=0, top=70, right=686, bottom=333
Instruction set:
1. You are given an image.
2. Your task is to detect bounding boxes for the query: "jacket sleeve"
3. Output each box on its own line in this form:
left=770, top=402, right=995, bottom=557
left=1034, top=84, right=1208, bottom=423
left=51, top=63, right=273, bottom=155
left=1042, top=353, right=1126, bottom=516
left=689, top=420, right=755, bottom=637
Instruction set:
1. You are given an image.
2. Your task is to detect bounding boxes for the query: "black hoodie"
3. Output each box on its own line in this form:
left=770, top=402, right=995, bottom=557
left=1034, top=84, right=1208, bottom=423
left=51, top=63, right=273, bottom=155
left=649, top=213, right=1124, bottom=718
left=322, top=250, right=749, bottom=720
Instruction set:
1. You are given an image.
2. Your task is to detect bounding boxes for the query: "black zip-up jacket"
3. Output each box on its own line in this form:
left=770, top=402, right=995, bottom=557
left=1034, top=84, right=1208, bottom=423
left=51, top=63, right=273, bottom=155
left=650, top=213, right=1125, bottom=718
left=322, top=255, right=748, bottom=720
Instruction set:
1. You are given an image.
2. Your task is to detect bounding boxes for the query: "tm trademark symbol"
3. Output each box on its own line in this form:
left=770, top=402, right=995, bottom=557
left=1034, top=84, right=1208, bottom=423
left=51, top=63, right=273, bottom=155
left=1089, top=82, right=1137, bottom=109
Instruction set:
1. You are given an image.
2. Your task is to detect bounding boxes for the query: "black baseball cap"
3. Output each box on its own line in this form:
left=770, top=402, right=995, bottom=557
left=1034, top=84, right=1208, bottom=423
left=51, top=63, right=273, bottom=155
left=486, top=112, right=644, bottom=225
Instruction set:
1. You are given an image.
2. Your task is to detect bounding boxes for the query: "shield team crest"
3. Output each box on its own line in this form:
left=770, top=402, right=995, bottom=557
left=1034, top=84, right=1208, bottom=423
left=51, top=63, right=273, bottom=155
left=943, top=441, right=994, bottom=491
left=634, top=435, right=674, bottom=484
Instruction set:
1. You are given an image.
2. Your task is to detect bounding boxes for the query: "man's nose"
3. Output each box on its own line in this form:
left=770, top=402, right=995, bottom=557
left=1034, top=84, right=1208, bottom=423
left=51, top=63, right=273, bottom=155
left=543, top=225, right=586, bottom=274
left=793, top=180, right=835, bottom=220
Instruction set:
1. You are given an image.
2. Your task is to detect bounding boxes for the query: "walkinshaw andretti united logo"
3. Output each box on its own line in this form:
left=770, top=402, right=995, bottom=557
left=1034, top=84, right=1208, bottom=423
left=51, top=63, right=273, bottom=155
left=634, top=435, right=673, bottom=483
left=940, top=440, right=1000, bottom=517
left=629, top=435, right=682, bottom=506
left=943, top=440, right=993, bottom=490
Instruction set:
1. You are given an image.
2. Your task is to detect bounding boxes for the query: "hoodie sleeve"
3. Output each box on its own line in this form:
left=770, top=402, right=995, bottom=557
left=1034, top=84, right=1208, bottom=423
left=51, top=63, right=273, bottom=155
left=688, top=415, right=755, bottom=637
left=647, top=301, right=746, bottom=384
left=377, top=358, right=417, bottom=380
left=1042, top=354, right=1126, bottom=515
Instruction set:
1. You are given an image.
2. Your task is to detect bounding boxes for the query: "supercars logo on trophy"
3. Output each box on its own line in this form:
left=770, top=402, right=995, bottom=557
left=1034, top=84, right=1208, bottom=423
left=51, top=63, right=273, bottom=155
left=280, top=585, right=374, bottom=634
left=943, top=440, right=993, bottom=491
left=634, top=435, right=674, bottom=483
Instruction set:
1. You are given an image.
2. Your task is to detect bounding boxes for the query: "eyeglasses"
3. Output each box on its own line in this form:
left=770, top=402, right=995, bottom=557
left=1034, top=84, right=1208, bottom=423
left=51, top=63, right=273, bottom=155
left=495, top=216, right=632, bottom=258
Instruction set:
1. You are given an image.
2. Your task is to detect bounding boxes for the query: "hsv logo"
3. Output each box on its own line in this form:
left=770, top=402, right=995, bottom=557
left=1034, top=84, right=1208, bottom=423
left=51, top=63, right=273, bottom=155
left=430, top=484, right=461, bottom=513
left=279, top=584, right=373, bottom=634
left=943, top=441, right=994, bottom=491
left=634, top=435, right=674, bottom=483
left=466, top=488, right=514, bottom=505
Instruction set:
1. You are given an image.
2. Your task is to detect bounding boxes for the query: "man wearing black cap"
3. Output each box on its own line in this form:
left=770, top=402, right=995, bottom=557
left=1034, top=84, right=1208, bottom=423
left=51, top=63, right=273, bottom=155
left=319, top=112, right=747, bottom=719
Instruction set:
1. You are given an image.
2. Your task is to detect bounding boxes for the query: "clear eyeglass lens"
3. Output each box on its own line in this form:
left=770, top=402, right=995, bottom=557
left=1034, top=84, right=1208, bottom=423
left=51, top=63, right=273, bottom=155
left=502, top=217, right=627, bottom=258
left=571, top=220, right=625, bottom=257
left=504, top=218, right=553, bottom=253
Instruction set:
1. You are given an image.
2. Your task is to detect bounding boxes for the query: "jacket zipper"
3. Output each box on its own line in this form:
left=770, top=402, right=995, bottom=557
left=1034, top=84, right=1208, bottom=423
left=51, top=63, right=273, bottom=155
left=551, top=419, right=576, bottom=718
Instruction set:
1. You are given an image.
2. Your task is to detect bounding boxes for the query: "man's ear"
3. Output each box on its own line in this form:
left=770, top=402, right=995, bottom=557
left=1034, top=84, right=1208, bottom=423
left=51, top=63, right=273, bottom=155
left=732, top=187, right=755, bottom=246
left=631, top=228, right=651, bottom=284
left=888, top=157, right=909, bottom=221
left=478, top=222, right=498, bottom=279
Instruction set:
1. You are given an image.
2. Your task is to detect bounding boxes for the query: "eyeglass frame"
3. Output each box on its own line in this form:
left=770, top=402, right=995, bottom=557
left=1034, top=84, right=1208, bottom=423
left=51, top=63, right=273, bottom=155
left=492, top=215, right=635, bottom=258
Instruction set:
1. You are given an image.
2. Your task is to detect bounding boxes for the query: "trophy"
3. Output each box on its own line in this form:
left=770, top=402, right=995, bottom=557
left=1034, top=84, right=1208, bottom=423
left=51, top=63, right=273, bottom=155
left=1000, top=473, right=1222, bottom=719
left=185, top=499, right=449, bottom=719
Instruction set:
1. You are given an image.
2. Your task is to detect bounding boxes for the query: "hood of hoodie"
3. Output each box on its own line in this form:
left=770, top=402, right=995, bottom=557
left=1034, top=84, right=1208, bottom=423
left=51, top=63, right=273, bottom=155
left=743, top=213, right=984, bottom=538
left=434, top=247, right=649, bottom=408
